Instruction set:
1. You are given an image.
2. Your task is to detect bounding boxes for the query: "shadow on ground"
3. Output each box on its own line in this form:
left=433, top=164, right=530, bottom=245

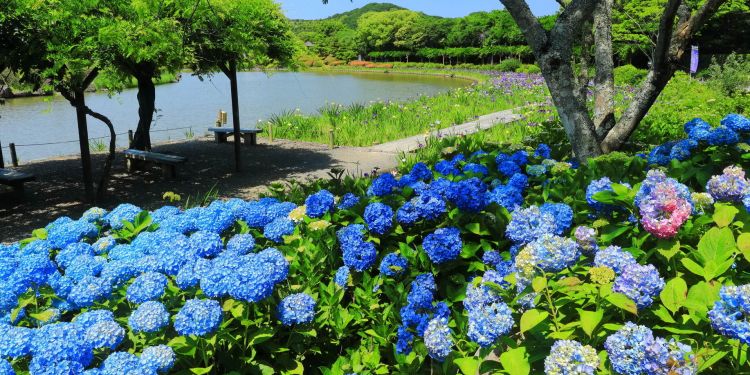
left=1, top=137, right=396, bottom=242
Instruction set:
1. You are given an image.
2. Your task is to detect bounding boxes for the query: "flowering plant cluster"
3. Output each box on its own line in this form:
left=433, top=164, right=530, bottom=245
left=1, top=114, right=750, bottom=374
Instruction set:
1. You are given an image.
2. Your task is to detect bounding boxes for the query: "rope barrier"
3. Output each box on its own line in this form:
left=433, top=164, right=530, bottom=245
left=0, top=126, right=194, bottom=148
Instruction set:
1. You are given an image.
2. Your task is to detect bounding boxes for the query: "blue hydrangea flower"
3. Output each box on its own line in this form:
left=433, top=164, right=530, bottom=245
left=722, top=113, right=750, bottom=133
left=263, top=217, right=295, bottom=243
left=534, top=143, right=551, bottom=159
left=508, top=173, right=529, bottom=191
left=92, top=236, right=116, bottom=255
left=526, top=164, right=546, bottom=177
left=462, top=163, right=488, bottom=176
left=709, top=284, right=750, bottom=344
left=47, top=220, right=98, bottom=249
left=189, top=231, right=223, bottom=258
left=396, top=325, right=415, bottom=355
left=497, top=160, right=521, bottom=177
left=226, top=249, right=289, bottom=303
left=67, top=276, right=111, bottom=308
left=106, top=203, right=142, bottom=230
left=434, top=160, right=460, bottom=176
left=423, top=317, right=453, bottom=361
left=643, top=337, right=697, bottom=375
left=101, top=351, right=149, bottom=374
left=225, top=234, right=255, bottom=255
left=305, top=189, right=335, bottom=218
left=464, top=273, right=513, bottom=347
left=379, top=253, right=408, bottom=277
left=73, top=310, right=114, bottom=328
left=423, top=227, right=461, bottom=264
left=174, top=299, right=222, bottom=336
left=278, top=293, right=316, bottom=326
left=129, top=301, right=170, bottom=333
left=56, top=243, right=95, bottom=270
left=338, top=225, right=378, bottom=272
left=486, top=184, right=523, bottom=210
left=515, top=234, right=580, bottom=282
left=410, top=162, right=433, bottom=181
left=505, top=205, right=557, bottom=245
left=0, top=325, right=32, bottom=358
left=540, top=202, right=573, bottom=235
left=586, top=177, right=618, bottom=212
left=364, top=202, right=394, bottom=235
left=648, top=142, right=676, bottom=166
left=594, top=245, right=636, bottom=274
left=412, top=192, right=446, bottom=221
left=446, top=178, right=488, bottom=213
left=334, top=266, right=350, bottom=288
left=707, top=125, right=739, bottom=145
left=396, top=201, right=420, bottom=226
left=605, top=322, right=653, bottom=375
left=140, top=345, right=175, bottom=373
left=85, top=320, right=125, bottom=350
left=367, top=173, right=398, bottom=196
left=0, top=358, right=13, bottom=375
left=337, top=193, right=360, bottom=210
left=544, top=340, right=599, bottom=375
left=613, top=263, right=665, bottom=309
left=126, top=272, right=167, bottom=304
left=706, top=165, right=750, bottom=202
left=29, top=322, right=93, bottom=369
left=685, top=118, right=711, bottom=142
left=574, top=226, right=598, bottom=254
left=669, top=139, right=698, bottom=161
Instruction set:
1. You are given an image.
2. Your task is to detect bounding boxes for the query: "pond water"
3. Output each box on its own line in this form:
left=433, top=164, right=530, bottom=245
left=0, top=71, right=469, bottom=162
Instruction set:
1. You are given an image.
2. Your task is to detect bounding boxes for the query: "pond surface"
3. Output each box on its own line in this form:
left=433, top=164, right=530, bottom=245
left=0, top=71, right=468, bottom=162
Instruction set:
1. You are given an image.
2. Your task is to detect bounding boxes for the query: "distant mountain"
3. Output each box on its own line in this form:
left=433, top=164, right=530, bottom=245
left=292, top=3, right=409, bottom=28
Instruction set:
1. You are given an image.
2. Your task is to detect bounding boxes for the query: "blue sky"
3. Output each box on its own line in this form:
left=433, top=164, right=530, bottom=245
left=278, top=0, right=559, bottom=20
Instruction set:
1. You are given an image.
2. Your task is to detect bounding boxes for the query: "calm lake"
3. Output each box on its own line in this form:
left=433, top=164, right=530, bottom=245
left=0, top=71, right=468, bottom=162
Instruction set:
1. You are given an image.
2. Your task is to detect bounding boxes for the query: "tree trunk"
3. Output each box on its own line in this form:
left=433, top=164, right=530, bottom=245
left=73, top=91, right=95, bottom=202
left=131, top=71, right=156, bottom=150
left=85, top=109, right=116, bottom=203
left=222, top=61, right=242, bottom=172
left=592, top=0, right=616, bottom=137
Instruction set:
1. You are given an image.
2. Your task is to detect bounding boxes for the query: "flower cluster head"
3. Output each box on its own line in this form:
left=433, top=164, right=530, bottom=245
left=589, top=266, right=615, bottom=284
left=594, top=245, right=636, bottom=274
left=85, top=320, right=125, bottom=350
left=691, top=192, right=714, bottom=215
left=379, top=253, right=408, bottom=277
left=636, top=170, right=693, bottom=239
left=278, top=293, right=316, bottom=326
left=544, top=340, right=599, bottom=375
left=126, top=272, right=167, bottom=304
left=129, top=301, right=170, bottom=333
left=668, top=139, right=699, bottom=161
left=263, top=217, right=295, bottom=243
left=338, top=224, right=377, bottom=272
left=367, top=173, right=398, bottom=196
left=305, top=189, right=335, bottom=218
left=463, top=163, right=489, bottom=176
left=409, top=162, right=434, bottom=181
left=534, top=143, right=552, bottom=159
left=526, top=164, right=546, bottom=177
left=141, top=345, right=176, bottom=373
left=423, top=317, right=453, bottom=361
left=707, top=125, right=739, bottom=146
left=47, top=220, right=98, bottom=249
left=586, top=177, right=625, bottom=213
left=174, top=299, right=223, bottom=336
left=226, top=234, right=255, bottom=255
left=613, top=263, right=665, bottom=309
left=464, top=272, right=514, bottom=347
left=574, top=226, right=598, bottom=253
left=446, top=178, right=488, bottom=213
left=706, top=165, right=749, bottom=202
left=337, top=193, right=360, bottom=210
left=423, top=227, right=462, bottom=264
left=709, top=284, right=750, bottom=344
left=398, top=274, right=449, bottom=354
left=106, top=203, right=142, bottom=230
left=364, top=202, right=394, bottom=235
left=334, top=266, right=350, bottom=288
left=435, top=159, right=460, bottom=176
left=605, top=323, right=696, bottom=375
left=515, top=234, right=580, bottom=281
left=506, top=205, right=557, bottom=245
left=540, top=202, right=573, bottom=235
left=189, top=231, right=223, bottom=258
left=486, top=183, right=524, bottom=211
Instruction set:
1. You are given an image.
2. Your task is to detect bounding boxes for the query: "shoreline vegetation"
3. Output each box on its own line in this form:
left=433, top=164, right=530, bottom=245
left=0, top=71, right=180, bottom=99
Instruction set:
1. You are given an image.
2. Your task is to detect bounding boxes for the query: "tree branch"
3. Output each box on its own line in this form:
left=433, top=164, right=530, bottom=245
left=592, top=0, right=615, bottom=137
left=652, top=0, right=682, bottom=73
left=84, top=107, right=116, bottom=202
left=669, top=0, right=726, bottom=60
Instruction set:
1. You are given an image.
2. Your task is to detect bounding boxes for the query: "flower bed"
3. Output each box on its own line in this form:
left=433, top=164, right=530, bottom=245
left=1, top=114, right=750, bottom=374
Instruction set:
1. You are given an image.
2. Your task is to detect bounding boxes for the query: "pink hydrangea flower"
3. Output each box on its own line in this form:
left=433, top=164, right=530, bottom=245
left=636, top=170, right=693, bottom=239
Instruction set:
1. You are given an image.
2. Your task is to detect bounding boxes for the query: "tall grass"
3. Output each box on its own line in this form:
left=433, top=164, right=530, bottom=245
left=261, top=72, right=548, bottom=147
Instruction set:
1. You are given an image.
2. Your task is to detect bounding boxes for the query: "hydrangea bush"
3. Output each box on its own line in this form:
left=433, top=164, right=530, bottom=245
left=1, top=114, right=750, bottom=374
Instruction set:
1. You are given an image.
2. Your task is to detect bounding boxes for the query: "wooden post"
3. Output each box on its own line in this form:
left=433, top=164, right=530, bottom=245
left=328, top=129, right=335, bottom=149
left=9, top=143, right=18, bottom=167
left=268, top=123, right=274, bottom=143
left=128, top=130, right=134, bottom=146
left=0, top=140, right=4, bottom=168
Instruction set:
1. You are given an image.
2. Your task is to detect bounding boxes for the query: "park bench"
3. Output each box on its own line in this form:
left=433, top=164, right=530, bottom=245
left=208, top=127, right=262, bottom=146
left=0, top=168, right=35, bottom=194
left=124, top=149, right=187, bottom=179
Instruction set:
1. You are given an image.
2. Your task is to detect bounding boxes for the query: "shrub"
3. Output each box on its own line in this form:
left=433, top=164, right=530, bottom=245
left=702, top=53, right=750, bottom=95
left=614, top=64, right=648, bottom=86
left=498, top=58, right=522, bottom=72
left=516, top=63, right=541, bottom=74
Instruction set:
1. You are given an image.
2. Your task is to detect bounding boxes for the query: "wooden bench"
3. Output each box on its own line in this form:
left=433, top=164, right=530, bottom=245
left=0, top=168, right=35, bottom=194
left=124, top=149, right=187, bottom=179
left=208, top=127, right=262, bottom=146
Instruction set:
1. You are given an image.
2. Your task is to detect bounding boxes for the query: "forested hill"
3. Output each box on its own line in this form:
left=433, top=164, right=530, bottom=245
left=321, top=2, right=409, bottom=28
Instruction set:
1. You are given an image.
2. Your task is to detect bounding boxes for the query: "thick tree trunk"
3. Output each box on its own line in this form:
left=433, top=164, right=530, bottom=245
left=131, top=72, right=156, bottom=150
left=592, top=0, right=616, bottom=138
left=73, top=91, right=95, bottom=202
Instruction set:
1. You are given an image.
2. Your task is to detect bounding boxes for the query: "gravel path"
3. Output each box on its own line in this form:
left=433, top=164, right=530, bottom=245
left=0, top=108, right=521, bottom=242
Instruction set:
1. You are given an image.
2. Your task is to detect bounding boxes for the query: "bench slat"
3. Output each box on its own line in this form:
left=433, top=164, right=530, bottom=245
left=208, top=127, right=262, bottom=134
left=124, top=150, right=187, bottom=165
left=0, top=168, right=35, bottom=183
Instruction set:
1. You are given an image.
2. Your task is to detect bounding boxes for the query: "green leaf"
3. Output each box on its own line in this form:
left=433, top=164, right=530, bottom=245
left=713, top=204, right=739, bottom=228
left=606, top=292, right=638, bottom=315
left=190, top=366, right=214, bottom=375
left=600, top=225, right=630, bottom=243
left=694, top=227, right=736, bottom=280
left=454, top=357, right=481, bottom=375
left=32, top=228, right=47, bottom=240
left=737, top=233, right=750, bottom=261
left=660, top=277, right=688, bottom=313
left=30, top=310, right=56, bottom=323
left=499, top=347, right=530, bottom=375
left=652, top=305, right=676, bottom=323
left=684, top=281, right=722, bottom=314
left=577, top=309, right=603, bottom=337
left=519, top=309, right=548, bottom=334
left=680, top=258, right=705, bottom=278
left=699, top=351, right=728, bottom=371
left=655, top=240, right=681, bottom=260
left=532, top=276, right=547, bottom=293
